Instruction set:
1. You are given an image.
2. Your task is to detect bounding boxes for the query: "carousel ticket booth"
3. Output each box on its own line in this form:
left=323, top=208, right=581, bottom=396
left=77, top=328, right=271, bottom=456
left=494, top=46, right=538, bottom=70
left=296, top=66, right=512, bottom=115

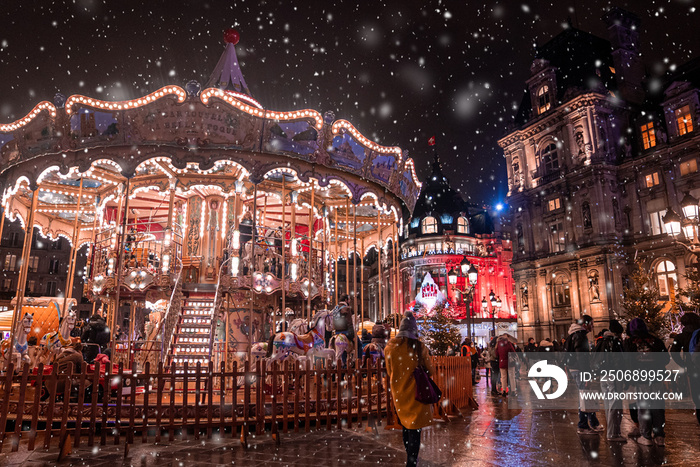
left=0, top=30, right=420, bottom=373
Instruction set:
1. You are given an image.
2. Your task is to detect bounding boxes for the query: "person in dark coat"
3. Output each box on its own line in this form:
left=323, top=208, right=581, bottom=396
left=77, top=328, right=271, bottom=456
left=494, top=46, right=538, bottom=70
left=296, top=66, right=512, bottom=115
left=624, top=318, right=668, bottom=446
left=670, top=312, right=700, bottom=425
left=360, top=329, right=372, bottom=351
left=563, top=314, right=602, bottom=434
left=81, top=314, right=110, bottom=363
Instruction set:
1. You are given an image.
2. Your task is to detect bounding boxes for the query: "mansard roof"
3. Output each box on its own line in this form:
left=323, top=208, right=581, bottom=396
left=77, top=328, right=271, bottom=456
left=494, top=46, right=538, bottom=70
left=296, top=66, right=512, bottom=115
left=514, top=27, right=617, bottom=126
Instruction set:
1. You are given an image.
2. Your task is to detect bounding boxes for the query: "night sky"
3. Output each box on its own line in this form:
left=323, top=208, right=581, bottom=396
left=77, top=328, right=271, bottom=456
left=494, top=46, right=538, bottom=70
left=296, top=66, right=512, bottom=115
left=1, top=1, right=698, bottom=206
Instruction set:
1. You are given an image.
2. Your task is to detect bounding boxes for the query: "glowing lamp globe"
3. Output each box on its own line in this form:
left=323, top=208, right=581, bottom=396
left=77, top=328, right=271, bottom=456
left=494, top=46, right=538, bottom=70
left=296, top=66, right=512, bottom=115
left=224, top=28, right=240, bottom=45
left=662, top=208, right=682, bottom=236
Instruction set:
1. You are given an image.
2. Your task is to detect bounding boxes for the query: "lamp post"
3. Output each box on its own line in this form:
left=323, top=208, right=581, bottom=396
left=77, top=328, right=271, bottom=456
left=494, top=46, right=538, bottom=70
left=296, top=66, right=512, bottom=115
left=448, top=257, right=478, bottom=341
left=482, top=290, right=501, bottom=338
left=663, top=192, right=700, bottom=257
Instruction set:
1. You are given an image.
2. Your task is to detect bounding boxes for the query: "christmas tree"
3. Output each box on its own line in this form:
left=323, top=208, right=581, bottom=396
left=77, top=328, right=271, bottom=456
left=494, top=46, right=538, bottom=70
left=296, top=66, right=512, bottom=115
left=417, top=303, right=462, bottom=356
left=677, top=261, right=700, bottom=313
left=621, top=258, right=667, bottom=336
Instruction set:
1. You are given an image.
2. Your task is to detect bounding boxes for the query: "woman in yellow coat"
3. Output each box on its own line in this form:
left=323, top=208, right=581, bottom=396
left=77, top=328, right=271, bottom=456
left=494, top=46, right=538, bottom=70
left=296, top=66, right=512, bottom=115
left=385, top=311, right=434, bottom=467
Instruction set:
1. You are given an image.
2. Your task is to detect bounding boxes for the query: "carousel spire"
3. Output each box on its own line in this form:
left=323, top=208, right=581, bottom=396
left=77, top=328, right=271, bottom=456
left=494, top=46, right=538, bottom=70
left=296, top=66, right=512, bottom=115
left=206, top=28, right=253, bottom=97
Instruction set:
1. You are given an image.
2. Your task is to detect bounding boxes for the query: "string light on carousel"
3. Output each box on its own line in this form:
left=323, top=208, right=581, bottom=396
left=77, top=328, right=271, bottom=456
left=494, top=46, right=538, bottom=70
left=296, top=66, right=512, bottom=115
left=0, top=29, right=421, bottom=374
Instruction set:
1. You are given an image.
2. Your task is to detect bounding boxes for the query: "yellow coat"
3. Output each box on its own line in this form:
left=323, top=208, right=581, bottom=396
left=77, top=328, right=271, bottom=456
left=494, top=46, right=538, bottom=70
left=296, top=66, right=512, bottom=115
left=385, top=337, right=434, bottom=430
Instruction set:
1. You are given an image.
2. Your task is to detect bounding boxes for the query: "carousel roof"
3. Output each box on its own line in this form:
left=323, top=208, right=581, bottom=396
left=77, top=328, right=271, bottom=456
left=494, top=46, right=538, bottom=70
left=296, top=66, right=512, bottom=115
left=0, top=30, right=422, bottom=251
left=205, top=29, right=255, bottom=101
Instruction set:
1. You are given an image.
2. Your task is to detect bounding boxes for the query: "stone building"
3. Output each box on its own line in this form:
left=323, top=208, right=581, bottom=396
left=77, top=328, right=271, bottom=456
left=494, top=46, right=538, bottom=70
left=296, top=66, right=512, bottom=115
left=499, top=8, right=700, bottom=341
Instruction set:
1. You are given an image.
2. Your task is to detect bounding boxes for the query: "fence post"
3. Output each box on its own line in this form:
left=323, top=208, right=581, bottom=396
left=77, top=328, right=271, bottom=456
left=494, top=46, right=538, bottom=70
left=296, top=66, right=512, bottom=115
left=44, top=365, right=58, bottom=449
left=219, top=361, right=226, bottom=437
left=194, top=361, right=201, bottom=440
left=58, top=364, right=73, bottom=450
left=304, top=359, right=311, bottom=432
left=182, top=361, right=189, bottom=440
left=114, top=362, right=124, bottom=445
left=100, top=362, right=111, bottom=446
left=293, top=361, right=299, bottom=433
left=231, top=361, right=238, bottom=440
left=28, top=362, right=45, bottom=450
left=241, top=360, right=250, bottom=446
left=142, top=361, right=151, bottom=444
left=11, top=362, right=30, bottom=451
left=0, top=362, right=14, bottom=451
left=168, top=363, right=176, bottom=442
left=271, top=361, right=279, bottom=442
left=207, top=360, right=214, bottom=439
left=74, top=361, right=88, bottom=448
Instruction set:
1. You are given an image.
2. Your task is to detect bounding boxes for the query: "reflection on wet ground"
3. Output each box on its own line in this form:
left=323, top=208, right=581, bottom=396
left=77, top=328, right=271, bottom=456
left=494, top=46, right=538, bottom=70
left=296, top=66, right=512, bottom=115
left=2, top=372, right=699, bottom=466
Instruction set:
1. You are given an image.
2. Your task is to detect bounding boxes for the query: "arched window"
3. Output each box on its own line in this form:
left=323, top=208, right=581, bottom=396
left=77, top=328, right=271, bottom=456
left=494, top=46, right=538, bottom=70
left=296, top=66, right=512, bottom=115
left=422, top=216, right=437, bottom=234
left=541, top=143, right=559, bottom=174
left=537, top=85, right=551, bottom=114
left=457, top=217, right=469, bottom=234
left=656, top=260, right=677, bottom=298
left=552, top=273, right=571, bottom=307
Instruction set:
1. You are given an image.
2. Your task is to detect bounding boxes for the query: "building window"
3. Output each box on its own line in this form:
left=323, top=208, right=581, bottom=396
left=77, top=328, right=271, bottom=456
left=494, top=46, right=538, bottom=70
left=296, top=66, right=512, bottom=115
left=541, top=143, right=559, bottom=174
left=649, top=209, right=667, bottom=235
left=680, top=159, right=698, bottom=176
left=27, top=280, right=36, bottom=294
left=9, top=232, right=20, bottom=247
left=51, top=239, right=62, bottom=250
left=548, top=198, right=561, bottom=211
left=675, top=105, right=694, bottom=136
left=656, top=260, right=677, bottom=299
left=641, top=122, right=656, bottom=149
left=49, top=259, right=60, bottom=274
left=45, top=281, right=57, bottom=296
left=421, top=216, right=437, bottom=234
left=645, top=172, right=660, bottom=188
left=549, top=221, right=566, bottom=253
left=552, top=274, right=571, bottom=307
left=537, top=85, right=551, bottom=114
left=457, top=217, right=469, bottom=234
left=2, top=279, right=12, bottom=291
left=28, top=256, right=39, bottom=273
left=4, top=254, right=17, bottom=271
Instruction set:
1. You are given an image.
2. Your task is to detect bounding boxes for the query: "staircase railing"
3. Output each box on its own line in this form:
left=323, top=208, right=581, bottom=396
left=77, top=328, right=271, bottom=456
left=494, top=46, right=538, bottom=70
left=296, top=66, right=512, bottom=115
left=159, top=264, right=184, bottom=364
left=208, top=258, right=230, bottom=362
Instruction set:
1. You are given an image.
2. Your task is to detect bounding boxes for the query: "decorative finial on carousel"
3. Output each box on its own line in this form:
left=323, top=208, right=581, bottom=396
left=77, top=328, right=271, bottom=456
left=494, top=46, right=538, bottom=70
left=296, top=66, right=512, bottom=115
left=224, top=28, right=240, bottom=45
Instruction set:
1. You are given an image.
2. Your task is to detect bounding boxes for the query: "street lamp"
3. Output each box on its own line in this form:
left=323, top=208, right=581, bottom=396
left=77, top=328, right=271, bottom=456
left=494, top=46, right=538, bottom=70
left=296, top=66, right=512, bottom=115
left=663, top=193, right=700, bottom=255
left=448, top=257, right=478, bottom=341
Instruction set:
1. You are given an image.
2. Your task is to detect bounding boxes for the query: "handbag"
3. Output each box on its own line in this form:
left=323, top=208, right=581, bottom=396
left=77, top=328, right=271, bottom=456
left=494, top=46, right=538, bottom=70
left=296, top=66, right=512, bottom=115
left=413, top=343, right=442, bottom=404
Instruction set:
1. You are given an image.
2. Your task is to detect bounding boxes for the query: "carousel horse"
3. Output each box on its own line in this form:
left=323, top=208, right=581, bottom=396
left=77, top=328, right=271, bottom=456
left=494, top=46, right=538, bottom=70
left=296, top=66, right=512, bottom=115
left=0, top=312, right=34, bottom=370
left=38, top=308, right=78, bottom=365
left=288, top=318, right=308, bottom=336
left=268, top=310, right=335, bottom=364
left=328, top=309, right=356, bottom=367
left=250, top=341, right=268, bottom=360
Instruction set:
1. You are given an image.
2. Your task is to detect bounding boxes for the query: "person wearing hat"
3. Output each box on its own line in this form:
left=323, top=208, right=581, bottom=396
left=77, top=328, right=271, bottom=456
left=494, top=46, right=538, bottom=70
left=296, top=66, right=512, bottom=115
left=385, top=312, right=433, bottom=467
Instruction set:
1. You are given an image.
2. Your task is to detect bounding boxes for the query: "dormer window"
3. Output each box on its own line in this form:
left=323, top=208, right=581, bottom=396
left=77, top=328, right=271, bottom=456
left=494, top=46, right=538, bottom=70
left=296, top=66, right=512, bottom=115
left=457, top=217, right=469, bottom=234
left=537, top=85, right=551, bottom=114
left=640, top=122, right=656, bottom=150
left=422, top=216, right=437, bottom=234
left=675, top=105, right=694, bottom=136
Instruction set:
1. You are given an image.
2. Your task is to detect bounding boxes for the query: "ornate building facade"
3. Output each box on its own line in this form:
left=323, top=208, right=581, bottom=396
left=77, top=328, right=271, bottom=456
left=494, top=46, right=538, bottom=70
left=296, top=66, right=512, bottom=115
left=499, top=8, right=700, bottom=341
left=396, top=154, right=515, bottom=346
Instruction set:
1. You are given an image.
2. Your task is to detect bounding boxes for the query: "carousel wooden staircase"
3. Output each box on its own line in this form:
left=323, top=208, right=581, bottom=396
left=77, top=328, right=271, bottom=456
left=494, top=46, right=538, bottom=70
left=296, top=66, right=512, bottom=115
left=168, top=294, right=216, bottom=373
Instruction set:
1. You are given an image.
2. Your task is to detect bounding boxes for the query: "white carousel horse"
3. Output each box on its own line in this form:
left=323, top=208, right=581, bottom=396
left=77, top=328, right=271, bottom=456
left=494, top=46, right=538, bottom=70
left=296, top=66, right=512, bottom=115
left=250, top=341, right=268, bottom=361
left=288, top=318, right=308, bottom=336
left=328, top=310, right=356, bottom=367
left=38, top=309, right=77, bottom=365
left=0, top=312, right=34, bottom=370
left=268, top=310, right=335, bottom=364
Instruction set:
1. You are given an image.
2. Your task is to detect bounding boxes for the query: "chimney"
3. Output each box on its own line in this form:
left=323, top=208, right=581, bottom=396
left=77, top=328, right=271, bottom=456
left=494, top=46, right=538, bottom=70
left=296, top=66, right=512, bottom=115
left=602, top=7, right=645, bottom=105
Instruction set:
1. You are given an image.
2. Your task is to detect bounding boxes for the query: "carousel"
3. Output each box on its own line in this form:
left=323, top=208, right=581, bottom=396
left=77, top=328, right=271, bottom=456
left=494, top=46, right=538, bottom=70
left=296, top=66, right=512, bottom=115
left=0, top=30, right=421, bottom=373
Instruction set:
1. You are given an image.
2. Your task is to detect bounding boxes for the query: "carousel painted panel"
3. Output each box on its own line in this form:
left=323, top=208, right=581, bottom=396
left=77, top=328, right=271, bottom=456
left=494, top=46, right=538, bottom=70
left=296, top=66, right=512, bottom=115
left=263, top=120, right=320, bottom=158
left=369, top=152, right=398, bottom=185
left=0, top=111, right=56, bottom=169
left=69, top=108, right=121, bottom=146
left=330, top=132, right=367, bottom=173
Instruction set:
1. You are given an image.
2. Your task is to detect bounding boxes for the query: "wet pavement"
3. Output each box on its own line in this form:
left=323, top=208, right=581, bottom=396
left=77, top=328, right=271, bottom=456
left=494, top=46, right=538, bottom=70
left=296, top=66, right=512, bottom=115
left=2, top=370, right=700, bottom=466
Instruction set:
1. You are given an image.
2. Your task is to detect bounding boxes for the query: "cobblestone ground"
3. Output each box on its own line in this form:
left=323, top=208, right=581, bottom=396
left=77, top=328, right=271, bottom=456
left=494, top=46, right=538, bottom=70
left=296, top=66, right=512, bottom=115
left=2, top=371, right=700, bottom=466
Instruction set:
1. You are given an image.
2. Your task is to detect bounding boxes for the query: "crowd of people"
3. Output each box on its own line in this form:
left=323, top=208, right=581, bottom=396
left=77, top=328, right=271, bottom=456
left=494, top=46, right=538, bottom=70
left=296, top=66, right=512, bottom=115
left=383, top=311, right=700, bottom=466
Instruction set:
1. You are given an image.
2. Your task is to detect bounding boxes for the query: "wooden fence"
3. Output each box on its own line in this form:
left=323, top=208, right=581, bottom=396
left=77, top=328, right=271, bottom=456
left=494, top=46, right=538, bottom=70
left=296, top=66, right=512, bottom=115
left=0, top=356, right=473, bottom=454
